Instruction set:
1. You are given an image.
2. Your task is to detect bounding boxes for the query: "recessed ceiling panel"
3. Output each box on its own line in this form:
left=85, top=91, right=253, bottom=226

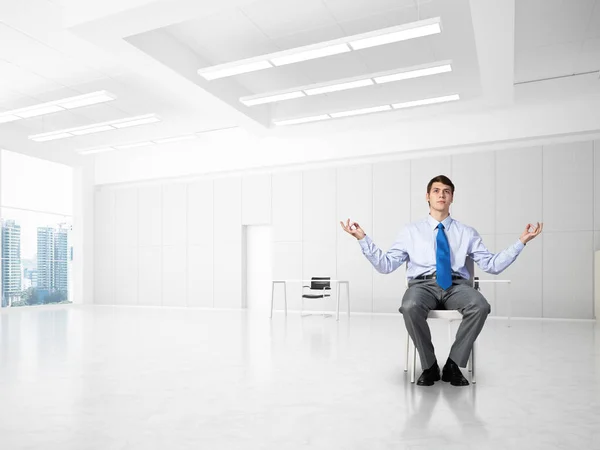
left=239, top=0, right=339, bottom=39
left=167, top=9, right=279, bottom=64
left=323, top=0, right=420, bottom=23
left=130, top=0, right=479, bottom=128
left=574, top=37, right=600, bottom=73
left=515, top=0, right=595, bottom=50
left=514, top=0, right=600, bottom=83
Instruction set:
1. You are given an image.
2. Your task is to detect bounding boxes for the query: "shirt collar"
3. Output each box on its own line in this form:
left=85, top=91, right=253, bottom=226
left=427, top=214, right=453, bottom=230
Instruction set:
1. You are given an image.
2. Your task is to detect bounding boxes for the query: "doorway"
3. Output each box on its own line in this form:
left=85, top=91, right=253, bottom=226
left=243, top=225, right=272, bottom=311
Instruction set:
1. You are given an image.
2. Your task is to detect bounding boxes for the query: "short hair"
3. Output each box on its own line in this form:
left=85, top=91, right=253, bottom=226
left=427, top=175, right=455, bottom=194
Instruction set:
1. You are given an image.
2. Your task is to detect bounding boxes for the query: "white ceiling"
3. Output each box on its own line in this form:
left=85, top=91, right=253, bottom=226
left=151, top=0, right=480, bottom=123
left=0, top=0, right=598, bottom=167
left=515, top=0, right=600, bottom=82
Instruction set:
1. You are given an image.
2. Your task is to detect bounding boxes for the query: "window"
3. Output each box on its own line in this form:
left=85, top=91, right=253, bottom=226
left=1, top=150, right=73, bottom=307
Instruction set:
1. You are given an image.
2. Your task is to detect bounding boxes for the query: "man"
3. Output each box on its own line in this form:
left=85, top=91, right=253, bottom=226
left=340, top=175, right=542, bottom=386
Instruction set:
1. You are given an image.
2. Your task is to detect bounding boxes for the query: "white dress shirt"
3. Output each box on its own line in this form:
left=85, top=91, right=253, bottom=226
left=358, top=215, right=524, bottom=280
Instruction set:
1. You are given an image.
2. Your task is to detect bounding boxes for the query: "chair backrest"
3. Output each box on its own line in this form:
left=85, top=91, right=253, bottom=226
left=465, top=257, right=475, bottom=285
left=465, top=257, right=482, bottom=290
left=310, top=277, right=331, bottom=290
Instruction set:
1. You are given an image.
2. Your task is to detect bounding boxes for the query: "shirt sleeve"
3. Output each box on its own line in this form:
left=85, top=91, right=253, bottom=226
left=469, top=230, right=525, bottom=275
left=357, top=229, right=409, bottom=274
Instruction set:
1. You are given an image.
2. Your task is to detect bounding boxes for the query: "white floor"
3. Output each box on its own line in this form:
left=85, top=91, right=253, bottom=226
left=1, top=305, right=599, bottom=450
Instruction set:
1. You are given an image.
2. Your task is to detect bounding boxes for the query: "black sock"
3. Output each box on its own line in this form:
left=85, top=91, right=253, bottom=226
left=426, top=360, right=438, bottom=371
left=445, top=357, right=456, bottom=367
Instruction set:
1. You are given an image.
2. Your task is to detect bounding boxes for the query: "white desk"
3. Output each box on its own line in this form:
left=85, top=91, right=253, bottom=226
left=270, top=280, right=350, bottom=321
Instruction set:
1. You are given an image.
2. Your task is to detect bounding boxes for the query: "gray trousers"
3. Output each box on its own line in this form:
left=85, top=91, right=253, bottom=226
left=400, top=278, right=491, bottom=369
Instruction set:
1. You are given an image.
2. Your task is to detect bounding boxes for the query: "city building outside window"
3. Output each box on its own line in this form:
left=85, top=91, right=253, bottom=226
left=1, top=150, right=73, bottom=308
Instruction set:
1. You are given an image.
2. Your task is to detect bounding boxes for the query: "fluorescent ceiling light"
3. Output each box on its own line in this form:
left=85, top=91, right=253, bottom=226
left=199, top=61, right=273, bottom=80
left=199, top=18, right=442, bottom=80
left=0, top=91, right=116, bottom=124
left=17, top=105, right=65, bottom=118
left=115, top=141, right=154, bottom=149
left=0, top=115, right=20, bottom=124
left=112, top=115, right=161, bottom=128
left=274, top=115, right=330, bottom=126
left=274, top=93, right=460, bottom=125
left=78, top=129, right=236, bottom=156
left=349, top=19, right=441, bottom=50
left=241, top=91, right=305, bottom=106
left=71, top=125, right=116, bottom=136
left=29, top=113, right=161, bottom=142
left=374, top=64, right=452, bottom=84
left=305, top=79, right=374, bottom=96
left=154, top=135, right=197, bottom=144
left=270, top=44, right=350, bottom=66
left=392, top=94, right=460, bottom=109
left=33, top=132, right=74, bottom=142
left=330, top=105, right=392, bottom=118
left=78, top=147, right=116, bottom=155
left=58, top=91, right=116, bottom=109
left=240, top=61, right=451, bottom=106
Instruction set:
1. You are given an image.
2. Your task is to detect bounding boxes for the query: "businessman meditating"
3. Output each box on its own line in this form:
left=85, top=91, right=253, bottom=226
left=340, top=175, right=542, bottom=386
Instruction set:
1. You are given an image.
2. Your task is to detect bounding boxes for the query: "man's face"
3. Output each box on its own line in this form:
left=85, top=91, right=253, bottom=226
left=426, top=182, right=453, bottom=212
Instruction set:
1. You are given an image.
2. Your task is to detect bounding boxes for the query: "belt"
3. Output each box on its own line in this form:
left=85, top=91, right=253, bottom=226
left=414, top=273, right=464, bottom=281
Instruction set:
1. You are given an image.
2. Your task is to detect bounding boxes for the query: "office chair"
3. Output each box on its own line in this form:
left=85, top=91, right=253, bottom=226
left=301, top=277, right=332, bottom=317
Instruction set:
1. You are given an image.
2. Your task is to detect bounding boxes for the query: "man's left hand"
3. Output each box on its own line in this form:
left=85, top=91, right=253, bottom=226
left=520, top=222, right=543, bottom=245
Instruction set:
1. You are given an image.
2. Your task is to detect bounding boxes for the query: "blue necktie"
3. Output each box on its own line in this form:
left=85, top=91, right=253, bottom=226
left=436, top=223, right=452, bottom=290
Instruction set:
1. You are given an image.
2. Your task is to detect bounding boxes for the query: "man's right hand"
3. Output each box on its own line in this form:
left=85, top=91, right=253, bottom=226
left=340, top=218, right=366, bottom=240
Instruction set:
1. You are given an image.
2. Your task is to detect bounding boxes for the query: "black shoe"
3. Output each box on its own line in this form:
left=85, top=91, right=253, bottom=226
left=442, top=359, right=469, bottom=386
left=416, top=361, right=441, bottom=386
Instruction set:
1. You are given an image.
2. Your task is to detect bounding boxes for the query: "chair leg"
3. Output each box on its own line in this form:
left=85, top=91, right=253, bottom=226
left=404, top=331, right=410, bottom=372
left=336, top=283, right=340, bottom=321
left=411, top=342, right=417, bottom=383
left=324, top=293, right=332, bottom=318
left=471, top=342, right=476, bottom=384
left=346, top=283, right=350, bottom=317
left=270, top=282, right=275, bottom=319
left=467, top=331, right=472, bottom=373
left=346, top=283, right=350, bottom=318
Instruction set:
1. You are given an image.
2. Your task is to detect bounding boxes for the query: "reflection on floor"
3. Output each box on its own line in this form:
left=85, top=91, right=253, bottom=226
left=1, top=305, right=599, bottom=450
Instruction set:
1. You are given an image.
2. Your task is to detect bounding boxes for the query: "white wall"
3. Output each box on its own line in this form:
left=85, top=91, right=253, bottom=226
left=94, top=140, right=600, bottom=319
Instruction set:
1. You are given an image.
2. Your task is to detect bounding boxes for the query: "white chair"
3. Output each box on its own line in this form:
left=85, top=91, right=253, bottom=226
left=405, top=310, right=476, bottom=383
left=404, top=259, right=478, bottom=384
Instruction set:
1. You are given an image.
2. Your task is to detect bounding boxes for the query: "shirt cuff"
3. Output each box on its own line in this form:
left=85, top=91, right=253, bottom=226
left=358, top=234, right=371, bottom=252
left=513, top=239, right=525, bottom=253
